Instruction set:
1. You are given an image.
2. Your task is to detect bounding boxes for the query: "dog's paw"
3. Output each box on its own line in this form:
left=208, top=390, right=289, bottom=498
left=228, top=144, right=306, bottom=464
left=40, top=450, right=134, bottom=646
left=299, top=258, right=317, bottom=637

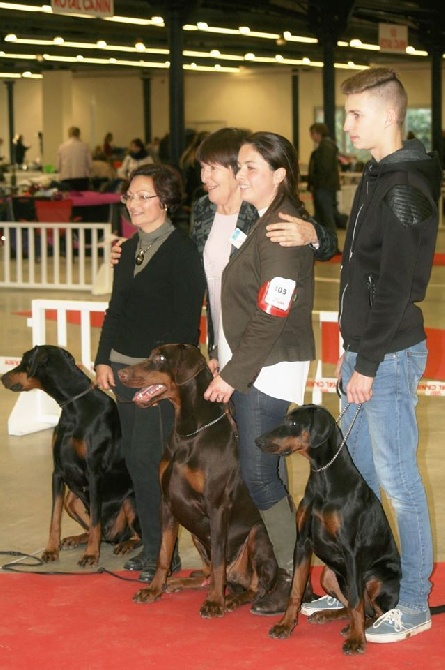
left=342, top=637, right=366, bottom=655
left=113, top=538, right=141, bottom=556
left=268, top=622, right=295, bottom=639
left=133, top=587, right=161, bottom=604
left=41, top=548, right=60, bottom=563
left=78, top=553, right=99, bottom=567
left=199, top=599, right=225, bottom=619
left=61, top=532, right=89, bottom=549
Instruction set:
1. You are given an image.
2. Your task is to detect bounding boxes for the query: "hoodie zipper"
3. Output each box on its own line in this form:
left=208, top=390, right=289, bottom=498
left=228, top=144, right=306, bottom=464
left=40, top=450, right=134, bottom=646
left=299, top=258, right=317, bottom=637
left=339, top=202, right=363, bottom=330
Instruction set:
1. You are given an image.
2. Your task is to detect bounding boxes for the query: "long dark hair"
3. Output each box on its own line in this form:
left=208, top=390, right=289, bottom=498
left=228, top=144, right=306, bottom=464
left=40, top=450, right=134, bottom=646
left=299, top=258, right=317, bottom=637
left=241, top=131, right=308, bottom=215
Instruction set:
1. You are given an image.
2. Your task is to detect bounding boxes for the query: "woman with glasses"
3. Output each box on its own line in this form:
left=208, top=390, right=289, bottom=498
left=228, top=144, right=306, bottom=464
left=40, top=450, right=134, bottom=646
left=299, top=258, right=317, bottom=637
left=95, top=163, right=205, bottom=582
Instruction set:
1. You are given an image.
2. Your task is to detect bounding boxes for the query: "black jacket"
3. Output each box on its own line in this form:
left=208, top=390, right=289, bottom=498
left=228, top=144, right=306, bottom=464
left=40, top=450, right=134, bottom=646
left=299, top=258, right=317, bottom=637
left=339, top=139, right=442, bottom=377
left=95, top=229, right=206, bottom=365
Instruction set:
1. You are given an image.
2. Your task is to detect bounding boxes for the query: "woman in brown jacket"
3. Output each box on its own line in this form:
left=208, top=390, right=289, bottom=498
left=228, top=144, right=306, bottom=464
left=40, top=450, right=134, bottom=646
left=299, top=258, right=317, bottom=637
left=204, top=132, right=316, bottom=615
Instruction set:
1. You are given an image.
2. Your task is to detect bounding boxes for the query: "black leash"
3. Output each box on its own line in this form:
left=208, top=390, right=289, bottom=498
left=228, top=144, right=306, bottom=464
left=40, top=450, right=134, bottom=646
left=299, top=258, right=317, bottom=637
left=0, top=551, right=140, bottom=581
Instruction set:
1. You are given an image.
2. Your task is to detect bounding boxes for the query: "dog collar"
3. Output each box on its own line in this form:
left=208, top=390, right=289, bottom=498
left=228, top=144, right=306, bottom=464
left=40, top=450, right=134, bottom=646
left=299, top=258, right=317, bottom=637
left=176, top=412, right=226, bottom=438
left=59, top=385, right=94, bottom=408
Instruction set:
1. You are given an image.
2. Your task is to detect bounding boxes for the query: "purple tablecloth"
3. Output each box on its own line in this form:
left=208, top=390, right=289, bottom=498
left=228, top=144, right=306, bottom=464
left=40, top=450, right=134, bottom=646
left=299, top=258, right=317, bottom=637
left=67, top=191, right=121, bottom=207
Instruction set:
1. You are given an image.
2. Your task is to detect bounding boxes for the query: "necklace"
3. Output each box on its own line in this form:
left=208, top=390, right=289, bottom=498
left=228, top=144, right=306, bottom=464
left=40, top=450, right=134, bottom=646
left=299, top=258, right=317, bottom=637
left=135, top=242, right=154, bottom=265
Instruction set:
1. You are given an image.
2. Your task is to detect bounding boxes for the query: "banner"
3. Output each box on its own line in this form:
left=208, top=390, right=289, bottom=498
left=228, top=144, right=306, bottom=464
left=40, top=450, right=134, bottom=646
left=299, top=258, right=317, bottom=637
left=51, top=0, right=114, bottom=18
left=378, top=23, right=408, bottom=53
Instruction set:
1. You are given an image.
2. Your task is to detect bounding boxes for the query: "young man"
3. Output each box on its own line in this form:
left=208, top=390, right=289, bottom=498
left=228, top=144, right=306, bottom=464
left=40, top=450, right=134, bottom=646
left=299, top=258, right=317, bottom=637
left=266, top=68, right=442, bottom=643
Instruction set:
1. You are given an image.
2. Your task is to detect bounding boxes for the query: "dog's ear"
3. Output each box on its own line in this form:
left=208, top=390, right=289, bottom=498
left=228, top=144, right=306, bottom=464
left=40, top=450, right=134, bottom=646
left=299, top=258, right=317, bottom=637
left=308, top=406, right=336, bottom=449
left=27, top=346, right=49, bottom=377
left=174, top=345, right=206, bottom=385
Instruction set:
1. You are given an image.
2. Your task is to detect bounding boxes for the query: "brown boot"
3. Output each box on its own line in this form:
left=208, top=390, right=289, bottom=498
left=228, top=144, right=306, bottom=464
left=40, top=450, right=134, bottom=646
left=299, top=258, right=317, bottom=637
left=250, top=568, right=291, bottom=616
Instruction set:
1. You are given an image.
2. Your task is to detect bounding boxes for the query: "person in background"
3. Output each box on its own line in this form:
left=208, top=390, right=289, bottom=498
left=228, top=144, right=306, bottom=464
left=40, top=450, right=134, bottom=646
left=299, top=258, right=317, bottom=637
left=103, top=132, right=114, bottom=160
left=307, top=122, right=341, bottom=245
left=118, top=138, right=153, bottom=180
left=203, top=131, right=331, bottom=616
left=267, top=67, right=441, bottom=643
left=57, top=126, right=92, bottom=191
left=95, top=163, right=205, bottom=583
left=179, top=130, right=210, bottom=207
left=13, top=134, right=30, bottom=166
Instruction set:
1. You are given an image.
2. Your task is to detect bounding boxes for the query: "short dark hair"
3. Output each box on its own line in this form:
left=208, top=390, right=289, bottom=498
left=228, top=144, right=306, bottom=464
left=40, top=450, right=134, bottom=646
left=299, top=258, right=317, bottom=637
left=129, top=163, right=184, bottom=212
left=196, top=127, right=251, bottom=174
left=341, top=67, right=408, bottom=125
left=310, top=122, right=329, bottom=137
left=241, top=131, right=307, bottom=215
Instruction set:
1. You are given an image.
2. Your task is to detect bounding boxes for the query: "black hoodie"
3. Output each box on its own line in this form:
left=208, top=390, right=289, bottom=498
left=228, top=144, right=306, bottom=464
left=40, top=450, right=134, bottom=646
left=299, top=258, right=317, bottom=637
left=339, top=138, right=442, bottom=377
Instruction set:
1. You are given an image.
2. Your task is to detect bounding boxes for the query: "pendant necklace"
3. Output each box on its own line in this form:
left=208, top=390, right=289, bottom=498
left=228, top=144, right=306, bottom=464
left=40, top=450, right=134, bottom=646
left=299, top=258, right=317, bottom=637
left=135, top=242, right=154, bottom=265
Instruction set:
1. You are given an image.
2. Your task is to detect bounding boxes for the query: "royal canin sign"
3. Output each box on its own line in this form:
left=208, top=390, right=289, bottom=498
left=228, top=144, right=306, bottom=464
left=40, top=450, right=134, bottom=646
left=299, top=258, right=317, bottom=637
left=51, top=0, right=114, bottom=18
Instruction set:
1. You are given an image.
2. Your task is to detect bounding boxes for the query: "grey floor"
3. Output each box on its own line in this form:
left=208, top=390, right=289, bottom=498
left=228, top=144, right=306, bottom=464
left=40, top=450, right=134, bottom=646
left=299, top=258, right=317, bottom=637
left=1, top=227, right=444, bottom=578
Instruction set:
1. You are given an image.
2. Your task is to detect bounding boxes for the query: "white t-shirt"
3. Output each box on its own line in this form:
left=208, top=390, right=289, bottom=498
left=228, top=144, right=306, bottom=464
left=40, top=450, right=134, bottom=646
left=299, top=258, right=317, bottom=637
left=203, top=211, right=238, bottom=344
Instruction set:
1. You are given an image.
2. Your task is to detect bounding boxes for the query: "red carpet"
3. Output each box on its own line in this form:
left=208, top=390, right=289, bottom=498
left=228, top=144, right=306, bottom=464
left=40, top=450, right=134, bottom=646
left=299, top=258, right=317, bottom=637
left=1, top=564, right=444, bottom=669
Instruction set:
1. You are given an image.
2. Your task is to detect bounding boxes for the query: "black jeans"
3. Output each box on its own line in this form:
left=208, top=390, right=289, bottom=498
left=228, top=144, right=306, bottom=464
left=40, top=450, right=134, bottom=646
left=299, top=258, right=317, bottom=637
left=111, top=361, right=174, bottom=559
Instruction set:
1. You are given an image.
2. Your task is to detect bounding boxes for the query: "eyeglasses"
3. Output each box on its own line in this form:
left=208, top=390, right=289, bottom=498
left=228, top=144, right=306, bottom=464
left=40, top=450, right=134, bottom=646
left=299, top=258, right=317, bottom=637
left=121, top=193, right=158, bottom=204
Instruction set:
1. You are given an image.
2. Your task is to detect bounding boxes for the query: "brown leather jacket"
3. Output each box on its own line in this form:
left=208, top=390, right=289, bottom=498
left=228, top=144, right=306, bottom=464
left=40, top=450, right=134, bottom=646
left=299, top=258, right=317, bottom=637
left=220, top=197, right=315, bottom=394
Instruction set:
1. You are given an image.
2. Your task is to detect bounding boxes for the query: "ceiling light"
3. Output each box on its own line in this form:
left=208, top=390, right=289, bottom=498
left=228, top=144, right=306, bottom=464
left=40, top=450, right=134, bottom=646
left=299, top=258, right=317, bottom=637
left=96, top=40, right=107, bottom=48
left=210, top=49, right=220, bottom=56
left=135, top=40, right=145, bottom=51
left=151, top=16, right=164, bottom=26
left=53, top=36, right=64, bottom=45
left=239, top=26, right=250, bottom=34
left=244, top=53, right=255, bottom=60
left=197, top=22, right=208, bottom=30
left=5, top=33, right=17, bottom=41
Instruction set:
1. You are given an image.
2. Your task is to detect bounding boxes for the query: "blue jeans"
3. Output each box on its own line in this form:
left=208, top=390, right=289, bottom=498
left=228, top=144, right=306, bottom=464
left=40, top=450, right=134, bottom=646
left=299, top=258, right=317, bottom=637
left=340, top=343, right=433, bottom=611
left=232, top=387, right=290, bottom=511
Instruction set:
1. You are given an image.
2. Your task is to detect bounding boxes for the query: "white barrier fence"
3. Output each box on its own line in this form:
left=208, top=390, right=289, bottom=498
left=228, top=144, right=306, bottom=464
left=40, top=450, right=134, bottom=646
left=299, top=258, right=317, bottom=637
left=0, top=221, right=114, bottom=295
left=3, top=301, right=445, bottom=436
left=3, top=299, right=108, bottom=435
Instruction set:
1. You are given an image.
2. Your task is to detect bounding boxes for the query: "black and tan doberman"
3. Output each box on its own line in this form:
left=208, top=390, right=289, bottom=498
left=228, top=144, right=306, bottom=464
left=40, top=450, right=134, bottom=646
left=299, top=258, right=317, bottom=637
left=256, top=404, right=401, bottom=655
left=118, top=343, right=280, bottom=618
left=2, top=345, right=141, bottom=566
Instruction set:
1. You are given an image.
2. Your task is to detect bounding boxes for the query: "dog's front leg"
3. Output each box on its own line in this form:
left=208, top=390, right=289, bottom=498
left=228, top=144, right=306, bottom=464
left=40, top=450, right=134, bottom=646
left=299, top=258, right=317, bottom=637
left=41, top=472, right=66, bottom=562
left=78, top=471, right=101, bottom=566
left=341, top=558, right=366, bottom=655
left=269, top=555, right=311, bottom=639
left=200, top=505, right=229, bottom=619
left=133, top=504, right=178, bottom=604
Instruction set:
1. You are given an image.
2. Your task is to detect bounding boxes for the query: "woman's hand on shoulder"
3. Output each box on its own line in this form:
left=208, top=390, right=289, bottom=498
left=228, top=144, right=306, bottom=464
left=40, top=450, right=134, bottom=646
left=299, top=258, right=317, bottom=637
left=110, top=238, right=124, bottom=266
left=266, top=212, right=318, bottom=247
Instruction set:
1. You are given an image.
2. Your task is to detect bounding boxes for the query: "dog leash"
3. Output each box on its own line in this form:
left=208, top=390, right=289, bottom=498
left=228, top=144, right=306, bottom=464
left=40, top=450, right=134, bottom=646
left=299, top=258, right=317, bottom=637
left=59, top=384, right=95, bottom=408
left=312, top=403, right=362, bottom=473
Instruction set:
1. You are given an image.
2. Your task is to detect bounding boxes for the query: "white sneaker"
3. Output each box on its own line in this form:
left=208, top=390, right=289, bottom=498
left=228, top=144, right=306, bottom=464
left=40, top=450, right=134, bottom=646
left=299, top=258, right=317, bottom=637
left=365, top=607, right=431, bottom=643
left=300, top=595, right=344, bottom=616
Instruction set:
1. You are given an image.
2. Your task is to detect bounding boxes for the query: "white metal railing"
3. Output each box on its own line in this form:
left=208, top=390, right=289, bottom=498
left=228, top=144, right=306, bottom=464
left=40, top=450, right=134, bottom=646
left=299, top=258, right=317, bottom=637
left=0, top=221, right=114, bottom=294
left=4, top=299, right=109, bottom=435
left=4, top=303, right=445, bottom=436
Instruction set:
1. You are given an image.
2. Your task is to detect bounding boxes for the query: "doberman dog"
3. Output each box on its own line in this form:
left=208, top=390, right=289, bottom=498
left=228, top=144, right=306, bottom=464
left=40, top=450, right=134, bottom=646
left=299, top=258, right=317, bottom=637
left=256, top=403, right=401, bottom=655
left=2, top=345, right=141, bottom=567
left=117, top=343, right=279, bottom=618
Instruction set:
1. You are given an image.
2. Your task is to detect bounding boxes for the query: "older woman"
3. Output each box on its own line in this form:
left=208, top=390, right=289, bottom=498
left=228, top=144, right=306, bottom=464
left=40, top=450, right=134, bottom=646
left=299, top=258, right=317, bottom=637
left=95, top=163, right=205, bottom=582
